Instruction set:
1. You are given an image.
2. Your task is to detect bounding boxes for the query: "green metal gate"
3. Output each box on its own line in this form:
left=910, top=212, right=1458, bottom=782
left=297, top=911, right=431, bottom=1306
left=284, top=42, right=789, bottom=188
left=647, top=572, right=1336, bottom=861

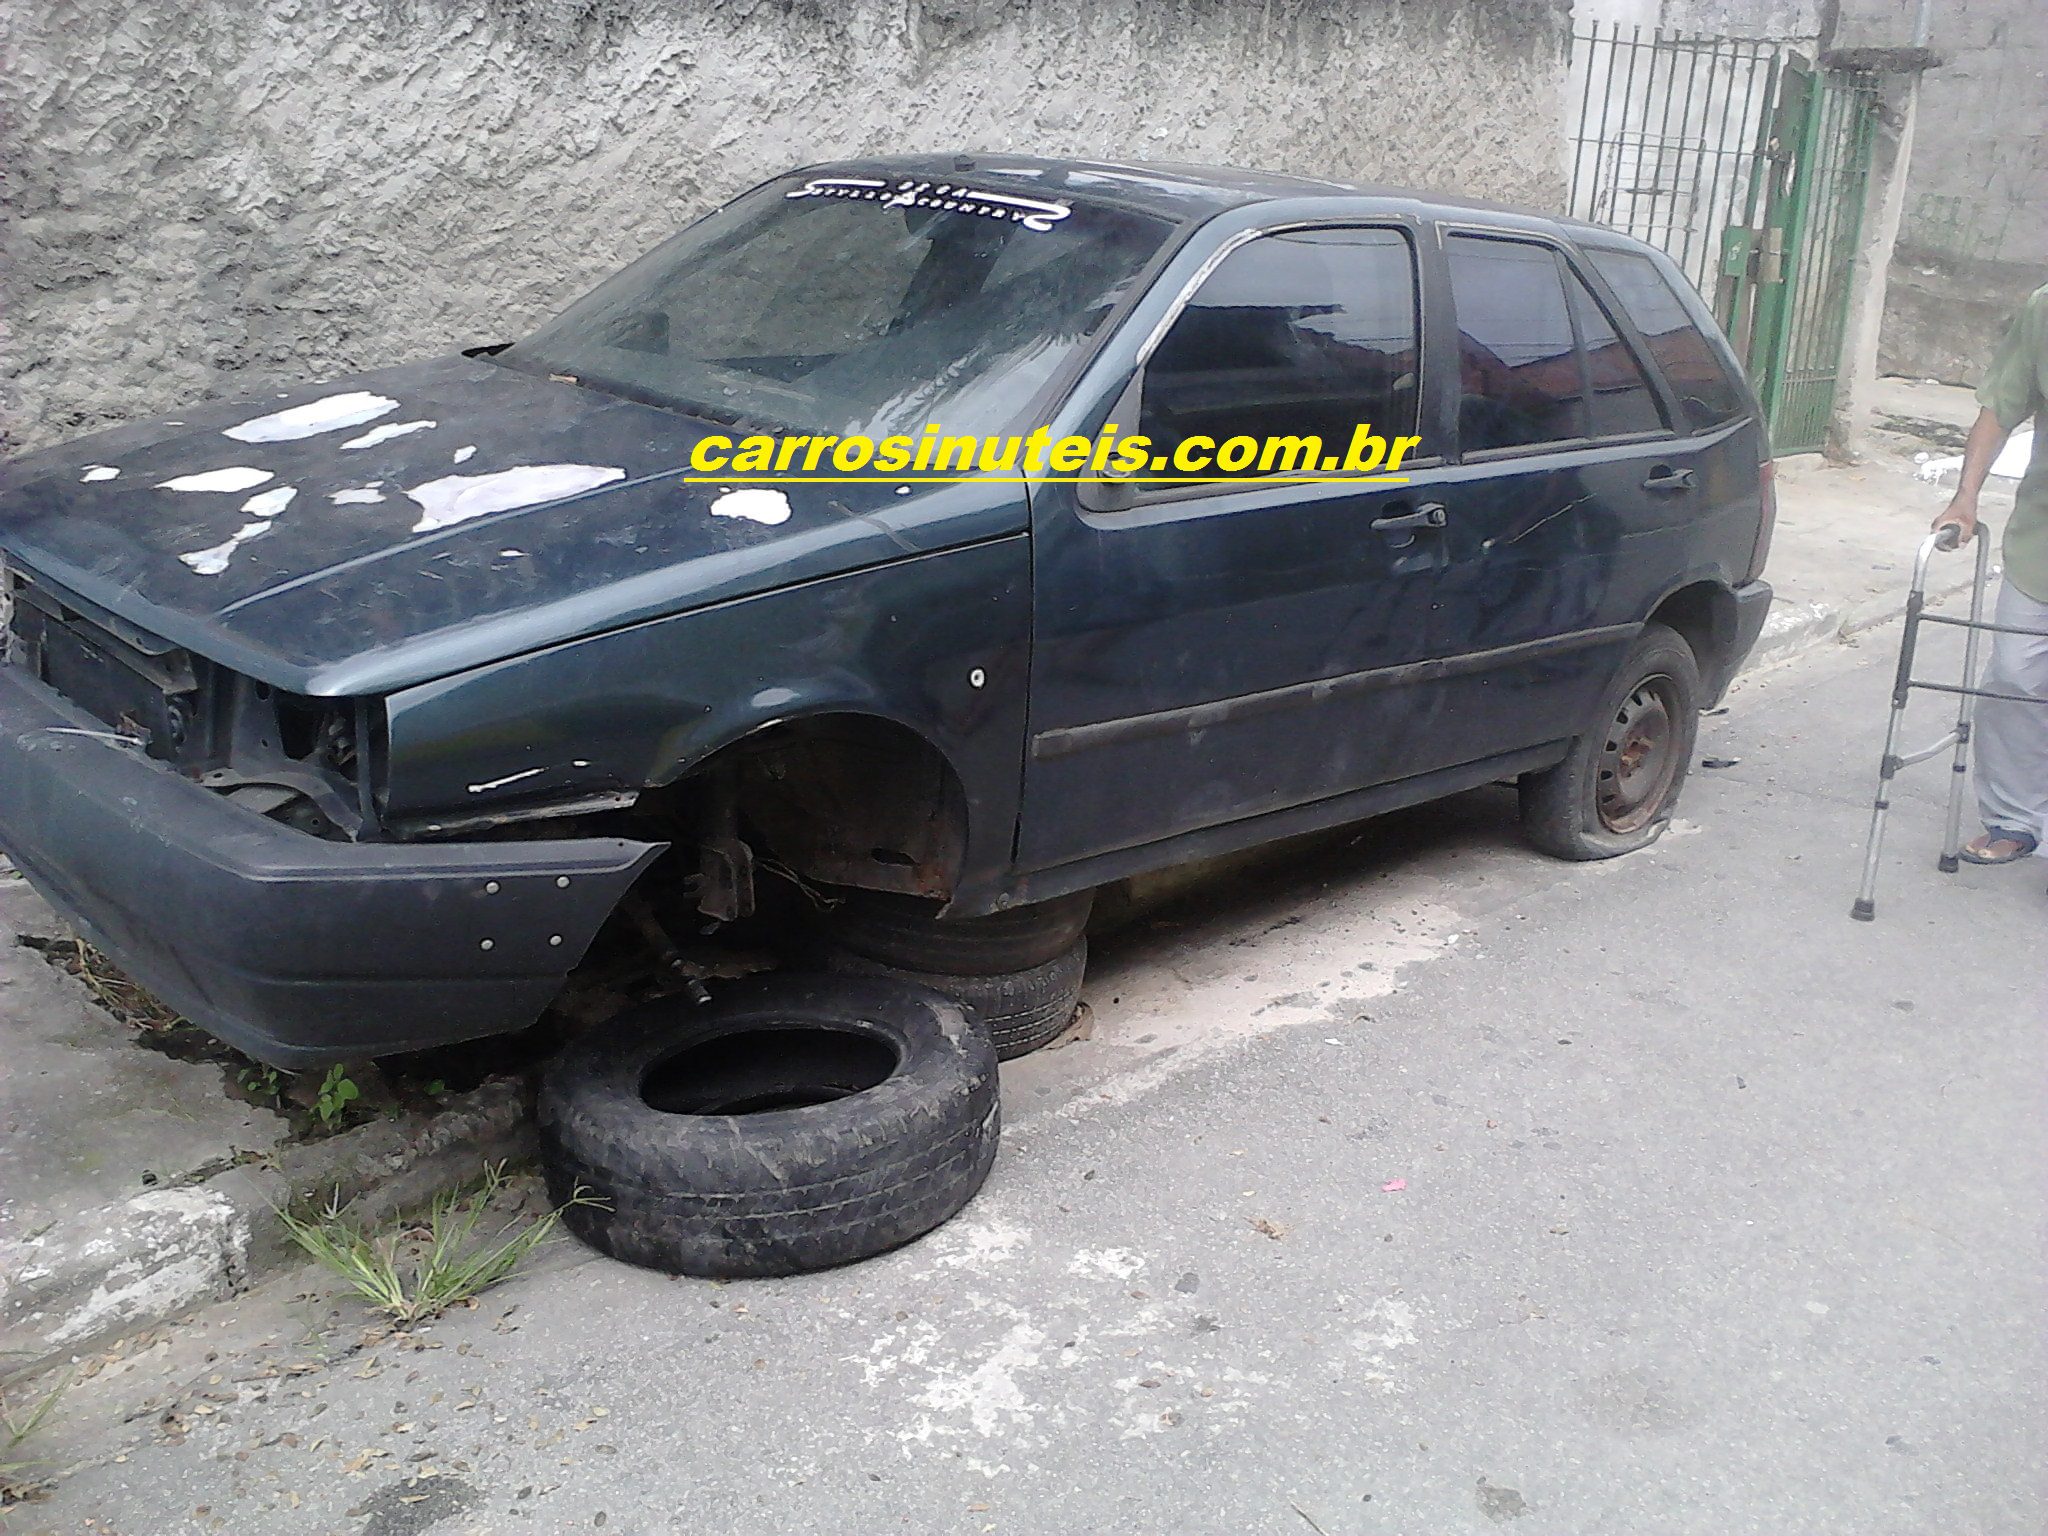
left=1569, top=24, right=1882, bottom=454
left=1742, top=64, right=1881, bottom=451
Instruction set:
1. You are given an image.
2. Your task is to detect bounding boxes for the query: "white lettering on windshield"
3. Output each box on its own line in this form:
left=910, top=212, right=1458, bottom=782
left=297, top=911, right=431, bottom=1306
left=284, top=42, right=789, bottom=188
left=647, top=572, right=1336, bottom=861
left=784, top=176, right=1072, bottom=233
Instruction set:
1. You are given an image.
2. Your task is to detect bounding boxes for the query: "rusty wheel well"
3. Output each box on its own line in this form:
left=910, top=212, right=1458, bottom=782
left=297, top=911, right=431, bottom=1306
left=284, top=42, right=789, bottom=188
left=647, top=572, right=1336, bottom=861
left=1646, top=581, right=1737, bottom=698
left=634, top=714, right=970, bottom=921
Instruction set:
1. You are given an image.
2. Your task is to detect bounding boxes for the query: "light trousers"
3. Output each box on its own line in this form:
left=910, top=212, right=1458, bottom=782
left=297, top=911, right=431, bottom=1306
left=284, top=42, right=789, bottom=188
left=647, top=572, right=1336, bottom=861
left=1974, top=579, right=2048, bottom=847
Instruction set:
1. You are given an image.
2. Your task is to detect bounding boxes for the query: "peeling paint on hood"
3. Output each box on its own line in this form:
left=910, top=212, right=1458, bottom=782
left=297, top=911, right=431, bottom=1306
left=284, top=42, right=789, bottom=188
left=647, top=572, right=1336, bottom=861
left=405, top=464, right=625, bottom=533
left=159, top=466, right=275, bottom=494
left=222, top=391, right=400, bottom=443
left=0, top=353, right=1027, bottom=694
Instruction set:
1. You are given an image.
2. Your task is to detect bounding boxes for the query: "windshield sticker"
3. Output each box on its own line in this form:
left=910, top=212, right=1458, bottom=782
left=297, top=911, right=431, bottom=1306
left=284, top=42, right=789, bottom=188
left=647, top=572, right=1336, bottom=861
left=159, top=466, right=275, bottom=493
left=708, top=487, right=792, bottom=526
left=223, top=391, right=400, bottom=443
left=340, top=418, right=437, bottom=450
left=404, top=463, right=625, bottom=534
left=785, top=176, right=1071, bottom=233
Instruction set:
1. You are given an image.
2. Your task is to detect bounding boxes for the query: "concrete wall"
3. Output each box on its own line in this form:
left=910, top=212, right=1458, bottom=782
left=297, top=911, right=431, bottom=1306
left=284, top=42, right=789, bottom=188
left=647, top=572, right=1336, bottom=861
left=1573, top=0, right=1819, bottom=41
left=1880, top=0, right=2047, bottom=383
left=0, top=0, right=1571, bottom=456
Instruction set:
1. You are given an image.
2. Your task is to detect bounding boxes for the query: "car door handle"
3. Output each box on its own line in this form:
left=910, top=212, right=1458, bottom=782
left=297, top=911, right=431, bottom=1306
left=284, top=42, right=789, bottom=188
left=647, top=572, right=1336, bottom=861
left=1370, top=503, right=1448, bottom=532
left=1642, top=466, right=1695, bottom=492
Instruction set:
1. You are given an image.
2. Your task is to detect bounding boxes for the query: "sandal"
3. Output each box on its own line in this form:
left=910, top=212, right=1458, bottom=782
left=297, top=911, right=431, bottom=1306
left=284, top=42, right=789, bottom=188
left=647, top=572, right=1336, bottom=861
left=1959, top=828, right=2039, bottom=864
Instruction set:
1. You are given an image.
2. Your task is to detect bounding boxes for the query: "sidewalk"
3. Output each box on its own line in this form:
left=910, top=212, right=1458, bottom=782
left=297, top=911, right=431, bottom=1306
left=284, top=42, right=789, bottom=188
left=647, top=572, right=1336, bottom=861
left=1746, top=378, right=2009, bottom=670
left=0, top=382, right=2013, bottom=1388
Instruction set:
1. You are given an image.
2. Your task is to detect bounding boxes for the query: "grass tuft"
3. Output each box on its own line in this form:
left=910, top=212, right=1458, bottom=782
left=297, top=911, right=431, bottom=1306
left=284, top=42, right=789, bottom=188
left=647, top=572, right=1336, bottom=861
left=1, top=1372, right=70, bottom=1503
left=278, top=1163, right=601, bottom=1328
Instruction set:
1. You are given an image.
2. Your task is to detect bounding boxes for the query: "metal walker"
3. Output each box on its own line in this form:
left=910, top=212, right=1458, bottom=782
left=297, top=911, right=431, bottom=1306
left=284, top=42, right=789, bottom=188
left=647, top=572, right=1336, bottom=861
left=1852, top=520, right=2048, bottom=919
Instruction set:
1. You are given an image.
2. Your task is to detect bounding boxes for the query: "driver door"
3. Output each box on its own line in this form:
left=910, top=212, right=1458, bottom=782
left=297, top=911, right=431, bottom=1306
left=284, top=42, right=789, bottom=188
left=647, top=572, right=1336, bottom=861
left=1018, top=225, right=1454, bottom=871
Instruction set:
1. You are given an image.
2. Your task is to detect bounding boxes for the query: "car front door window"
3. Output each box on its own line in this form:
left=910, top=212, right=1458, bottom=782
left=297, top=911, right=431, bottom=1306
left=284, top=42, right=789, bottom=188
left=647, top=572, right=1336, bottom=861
left=1137, top=227, right=1422, bottom=483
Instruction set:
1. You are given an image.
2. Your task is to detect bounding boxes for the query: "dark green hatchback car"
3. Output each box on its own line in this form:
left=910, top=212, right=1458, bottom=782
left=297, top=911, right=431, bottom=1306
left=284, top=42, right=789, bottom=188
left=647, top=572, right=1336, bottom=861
left=0, top=154, right=1771, bottom=1066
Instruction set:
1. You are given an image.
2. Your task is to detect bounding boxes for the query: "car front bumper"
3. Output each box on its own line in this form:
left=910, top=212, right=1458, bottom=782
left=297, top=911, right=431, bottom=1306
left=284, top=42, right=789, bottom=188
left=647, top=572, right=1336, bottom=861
left=0, top=664, right=663, bottom=1067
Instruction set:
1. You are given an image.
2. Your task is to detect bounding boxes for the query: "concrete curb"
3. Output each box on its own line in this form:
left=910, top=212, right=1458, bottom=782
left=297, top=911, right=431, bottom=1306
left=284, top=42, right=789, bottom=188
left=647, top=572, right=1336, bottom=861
left=1738, top=571, right=1981, bottom=679
left=0, top=1081, right=532, bottom=1384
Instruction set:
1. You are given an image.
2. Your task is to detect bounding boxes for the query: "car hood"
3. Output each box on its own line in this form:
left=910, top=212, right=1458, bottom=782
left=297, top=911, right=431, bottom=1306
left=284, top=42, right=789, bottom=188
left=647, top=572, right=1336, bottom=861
left=0, top=354, right=1024, bottom=695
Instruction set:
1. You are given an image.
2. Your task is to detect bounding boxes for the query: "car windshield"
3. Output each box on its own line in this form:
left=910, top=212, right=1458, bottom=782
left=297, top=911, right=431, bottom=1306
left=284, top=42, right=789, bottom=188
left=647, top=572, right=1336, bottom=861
left=501, top=173, right=1178, bottom=438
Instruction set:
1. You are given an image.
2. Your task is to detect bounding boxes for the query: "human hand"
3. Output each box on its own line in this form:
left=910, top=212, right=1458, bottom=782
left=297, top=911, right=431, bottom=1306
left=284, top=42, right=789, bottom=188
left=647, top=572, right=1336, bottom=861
left=1932, top=494, right=1979, bottom=548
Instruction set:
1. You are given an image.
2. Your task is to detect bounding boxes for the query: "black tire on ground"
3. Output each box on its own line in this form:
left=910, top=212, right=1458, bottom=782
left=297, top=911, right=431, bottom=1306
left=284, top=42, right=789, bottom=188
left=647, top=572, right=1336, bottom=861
left=537, top=974, right=998, bottom=1278
left=823, top=887, right=1093, bottom=976
left=1519, top=621, right=1702, bottom=861
left=825, top=940, right=1087, bottom=1061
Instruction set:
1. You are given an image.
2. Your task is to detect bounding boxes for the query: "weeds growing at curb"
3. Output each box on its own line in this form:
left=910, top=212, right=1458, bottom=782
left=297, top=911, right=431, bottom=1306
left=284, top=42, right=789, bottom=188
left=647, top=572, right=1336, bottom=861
left=36, top=934, right=185, bottom=1036
left=1, top=1372, right=70, bottom=1503
left=313, top=1065, right=361, bottom=1127
left=237, top=1063, right=285, bottom=1105
left=278, top=1163, right=601, bottom=1327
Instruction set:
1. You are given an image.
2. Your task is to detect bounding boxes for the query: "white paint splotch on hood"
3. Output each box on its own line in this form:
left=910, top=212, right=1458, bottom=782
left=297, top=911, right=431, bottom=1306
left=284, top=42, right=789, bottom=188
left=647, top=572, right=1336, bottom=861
left=709, top=487, right=792, bottom=525
left=159, top=466, right=275, bottom=494
left=404, top=464, right=625, bottom=534
left=340, top=419, right=437, bottom=450
left=181, top=522, right=274, bottom=575
left=328, top=485, right=386, bottom=505
left=178, top=485, right=299, bottom=575
left=222, top=392, right=400, bottom=444
left=240, top=485, right=297, bottom=520
left=80, top=465, right=120, bottom=482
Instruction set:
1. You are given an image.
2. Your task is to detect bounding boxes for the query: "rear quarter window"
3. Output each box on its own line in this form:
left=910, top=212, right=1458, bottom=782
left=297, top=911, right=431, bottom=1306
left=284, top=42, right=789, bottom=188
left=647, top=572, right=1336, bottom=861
left=1585, top=248, right=1748, bottom=433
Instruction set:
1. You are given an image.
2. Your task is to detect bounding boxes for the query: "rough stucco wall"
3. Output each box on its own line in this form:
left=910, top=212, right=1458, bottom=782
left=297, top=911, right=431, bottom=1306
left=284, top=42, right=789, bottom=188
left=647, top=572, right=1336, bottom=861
left=0, top=0, right=1570, bottom=455
left=1879, top=0, right=2048, bottom=383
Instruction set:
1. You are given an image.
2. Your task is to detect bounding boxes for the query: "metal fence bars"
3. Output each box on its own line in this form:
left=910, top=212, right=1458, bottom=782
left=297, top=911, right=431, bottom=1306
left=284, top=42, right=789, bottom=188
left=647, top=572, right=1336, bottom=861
left=1568, top=24, right=1882, bottom=454
left=1568, top=24, right=1782, bottom=304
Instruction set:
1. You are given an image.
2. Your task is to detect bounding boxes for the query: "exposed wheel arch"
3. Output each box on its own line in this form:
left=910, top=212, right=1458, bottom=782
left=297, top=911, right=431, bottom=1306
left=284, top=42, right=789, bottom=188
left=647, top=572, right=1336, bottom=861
left=642, top=711, right=973, bottom=910
left=1645, top=579, right=1740, bottom=702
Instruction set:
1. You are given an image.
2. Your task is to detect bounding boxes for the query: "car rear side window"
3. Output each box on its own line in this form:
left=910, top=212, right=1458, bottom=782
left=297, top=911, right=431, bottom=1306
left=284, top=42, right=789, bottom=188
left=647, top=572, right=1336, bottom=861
left=1585, top=248, right=1748, bottom=432
left=1565, top=267, right=1666, bottom=439
left=1445, top=234, right=1591, bottom=452
left=1140, top=227, right=1421, bottom=479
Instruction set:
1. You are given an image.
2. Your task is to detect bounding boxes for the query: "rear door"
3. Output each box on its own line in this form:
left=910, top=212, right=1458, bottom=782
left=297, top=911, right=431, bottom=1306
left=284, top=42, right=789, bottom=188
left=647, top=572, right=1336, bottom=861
left=1419, top=230, right=1702, bottom=768
left=1017, top=224, right=1454, bottom=871
left=1581, top=242, right=1769, bottom=585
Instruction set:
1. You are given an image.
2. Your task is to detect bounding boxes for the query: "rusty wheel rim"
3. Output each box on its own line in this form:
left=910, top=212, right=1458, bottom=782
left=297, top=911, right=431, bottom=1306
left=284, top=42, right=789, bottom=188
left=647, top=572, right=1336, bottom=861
left=1596, top=674, right=1680, bottom=835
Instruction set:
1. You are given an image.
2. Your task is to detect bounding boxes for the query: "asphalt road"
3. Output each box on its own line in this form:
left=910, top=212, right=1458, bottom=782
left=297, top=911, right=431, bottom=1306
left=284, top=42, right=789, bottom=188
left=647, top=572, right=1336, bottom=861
left=15, top=630, right=2046, bottom=1536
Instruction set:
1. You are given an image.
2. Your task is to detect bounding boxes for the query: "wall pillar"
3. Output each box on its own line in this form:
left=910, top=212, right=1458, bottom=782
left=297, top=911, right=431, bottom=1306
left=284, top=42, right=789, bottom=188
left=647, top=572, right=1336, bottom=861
left=1825, top=68, right=1921, bottom=462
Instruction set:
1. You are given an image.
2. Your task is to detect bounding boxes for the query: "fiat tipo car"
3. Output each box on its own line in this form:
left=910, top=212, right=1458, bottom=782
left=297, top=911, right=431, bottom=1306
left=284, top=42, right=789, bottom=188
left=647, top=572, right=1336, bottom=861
left=0, top=155, right=1772, bottom=1066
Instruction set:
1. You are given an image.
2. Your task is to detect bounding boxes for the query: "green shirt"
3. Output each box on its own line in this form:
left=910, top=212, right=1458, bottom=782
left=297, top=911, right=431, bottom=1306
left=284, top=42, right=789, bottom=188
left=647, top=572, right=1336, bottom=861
left=1977, top=283, right=2048, bottom=600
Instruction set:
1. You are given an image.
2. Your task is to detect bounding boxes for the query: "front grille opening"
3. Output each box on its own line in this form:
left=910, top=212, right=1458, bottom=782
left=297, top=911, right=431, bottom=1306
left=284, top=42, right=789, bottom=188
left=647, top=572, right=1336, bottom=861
left=276, top=694, right=353, bottom=767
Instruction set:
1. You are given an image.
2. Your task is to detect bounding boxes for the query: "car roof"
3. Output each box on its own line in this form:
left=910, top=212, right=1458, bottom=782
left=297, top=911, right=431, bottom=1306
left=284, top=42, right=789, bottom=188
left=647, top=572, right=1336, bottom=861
left=802, top=153, right=1615, bottom=239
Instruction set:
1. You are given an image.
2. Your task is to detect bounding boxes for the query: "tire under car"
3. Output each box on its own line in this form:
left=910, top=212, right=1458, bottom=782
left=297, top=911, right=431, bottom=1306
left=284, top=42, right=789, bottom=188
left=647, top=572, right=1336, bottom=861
left=820, top=887, right=1094, bottom=975
left=824, top=938, right=1087, bottom=1060
left=538, top=973, right=999, bottom=1279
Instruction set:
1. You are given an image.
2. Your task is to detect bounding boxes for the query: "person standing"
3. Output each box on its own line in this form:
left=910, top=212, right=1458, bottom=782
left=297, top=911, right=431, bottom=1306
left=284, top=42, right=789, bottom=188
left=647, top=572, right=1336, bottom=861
left=1933, top=283, right=2048, bottom=865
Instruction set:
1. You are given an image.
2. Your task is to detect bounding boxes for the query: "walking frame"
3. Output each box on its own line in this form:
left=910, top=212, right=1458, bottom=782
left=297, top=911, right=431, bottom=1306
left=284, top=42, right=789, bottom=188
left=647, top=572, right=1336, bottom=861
left=1852, top=520, right=2048, bottom=919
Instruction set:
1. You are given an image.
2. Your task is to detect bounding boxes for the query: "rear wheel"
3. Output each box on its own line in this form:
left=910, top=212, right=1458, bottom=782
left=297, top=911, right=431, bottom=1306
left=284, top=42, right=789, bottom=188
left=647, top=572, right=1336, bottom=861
left=1520, top=622, right=1700, bottom=860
